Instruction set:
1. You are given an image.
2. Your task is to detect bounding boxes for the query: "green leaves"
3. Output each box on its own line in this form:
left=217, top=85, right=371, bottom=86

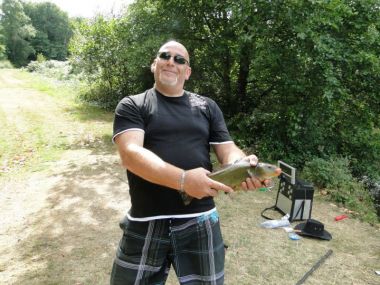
left=0, top=0, right=72, bottom=65
left=0, top=0, right=36, bottom=66
left=68, top=0, right=380, bottom=181
left=302, top=156, right=378, bottom=224
left=23, top=1, right=72, bottom=60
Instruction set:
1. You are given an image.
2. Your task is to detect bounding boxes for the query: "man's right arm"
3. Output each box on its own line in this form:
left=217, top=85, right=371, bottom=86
left=114, top=130, right=233, bottom=199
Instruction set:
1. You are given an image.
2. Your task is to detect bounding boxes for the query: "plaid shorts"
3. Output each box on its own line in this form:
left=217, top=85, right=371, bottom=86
left=110, top=211, right=225, bottom=285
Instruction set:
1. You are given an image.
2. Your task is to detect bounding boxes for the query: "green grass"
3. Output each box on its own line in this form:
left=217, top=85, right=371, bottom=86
left=0, top=110, right=21, bottom=168
left=18, top=71, right=78, bottom=102
left=0, top=69, right=114, bottom=178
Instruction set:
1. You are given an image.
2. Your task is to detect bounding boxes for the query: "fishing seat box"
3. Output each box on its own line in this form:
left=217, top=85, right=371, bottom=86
left=275, top=162, right=314, bottom=222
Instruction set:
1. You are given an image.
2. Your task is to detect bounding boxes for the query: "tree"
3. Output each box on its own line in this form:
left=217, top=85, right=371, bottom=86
left=0, top=0, right=36, bottom=66
left=0, top=24, right=7, bottom=60
left=70, top=0, right=380, bottom=178
left=23, top=1, right=72, bottom=60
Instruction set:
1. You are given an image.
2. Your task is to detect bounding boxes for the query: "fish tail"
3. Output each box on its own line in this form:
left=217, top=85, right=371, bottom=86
left=180, top=192, right=193, bottom=205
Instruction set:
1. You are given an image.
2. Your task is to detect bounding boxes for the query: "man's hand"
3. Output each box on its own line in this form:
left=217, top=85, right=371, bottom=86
left=239, top=155, right=271, bottom=190
left=183, top=167, right=234, bottom=199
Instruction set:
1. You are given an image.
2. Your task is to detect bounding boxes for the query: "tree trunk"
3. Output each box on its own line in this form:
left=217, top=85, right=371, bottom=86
left=236, top=44, right=251, bottom=112
left=222, top=49, right=233, bottom=116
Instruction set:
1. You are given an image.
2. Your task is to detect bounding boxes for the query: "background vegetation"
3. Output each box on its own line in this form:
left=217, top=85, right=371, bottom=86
left=0, top=0, right=379, bottom=222
left=0, top=0, right=72, bottom=66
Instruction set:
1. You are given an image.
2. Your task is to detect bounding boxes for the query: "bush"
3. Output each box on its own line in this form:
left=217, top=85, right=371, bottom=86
left=24, top=60, right=81, bottom=81
left=302, top=157, right=352, bottom=189
left=0, top=44, right=7, bottom=61
left=360, top=176, right=380, bottom=217
left=36, top=53, right=46, bottom=63
left=78, top=81, right=124, bottom=110
left=302, top=156, right=378, bottom=224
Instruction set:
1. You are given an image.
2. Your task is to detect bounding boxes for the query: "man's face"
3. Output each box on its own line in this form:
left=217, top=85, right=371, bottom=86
left=151, top=43, right=191, bottom=90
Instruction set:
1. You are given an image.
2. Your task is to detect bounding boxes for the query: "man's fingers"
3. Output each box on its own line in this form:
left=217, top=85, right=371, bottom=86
left=242, top=177, right=265, bottom=190
left=245, top=177, right=255, bottom=189
left=246, top=154, right=258, bottom=166
left=210, top=180, right=234, bottom=193
left=263, top=179, right=274, bottom=188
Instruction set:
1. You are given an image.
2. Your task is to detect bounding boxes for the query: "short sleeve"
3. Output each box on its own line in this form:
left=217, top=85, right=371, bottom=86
left=112, top=95, right=145, bottom=142
left=208, top=99, right=233, bottom=144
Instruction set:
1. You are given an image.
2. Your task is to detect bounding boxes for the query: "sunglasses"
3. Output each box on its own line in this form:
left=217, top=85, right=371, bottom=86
left=157, top=51, right=189, bottom=65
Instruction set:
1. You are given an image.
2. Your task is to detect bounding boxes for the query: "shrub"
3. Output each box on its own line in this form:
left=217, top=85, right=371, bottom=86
left=0, top=44, right=7, bottom=61
left=24, top=60, right=80, bottom=81
left=25, top=60, right=41, bottom=72
left=302, top=156, right=378, bottom=224
left=78, top=81, right=124, bottom=110
left=36, top=53, right=46, bottom=63
left=360, top=176, right=380, bottom=217
left=302, top=156, right=352, bottom=189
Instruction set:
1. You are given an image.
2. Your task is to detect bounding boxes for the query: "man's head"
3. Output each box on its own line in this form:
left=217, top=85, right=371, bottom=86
left=151, top=41, right=192, bottom=96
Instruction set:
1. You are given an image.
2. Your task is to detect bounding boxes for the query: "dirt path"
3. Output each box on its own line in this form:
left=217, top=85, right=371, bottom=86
left=0, top=70, right=130, bottom=284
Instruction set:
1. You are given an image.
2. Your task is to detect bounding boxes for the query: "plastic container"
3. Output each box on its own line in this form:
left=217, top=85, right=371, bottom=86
left=260, top=214, right=290, bottom=229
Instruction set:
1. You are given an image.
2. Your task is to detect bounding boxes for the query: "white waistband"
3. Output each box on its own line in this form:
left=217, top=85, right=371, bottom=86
left=126, top=207, right=217, bottom=222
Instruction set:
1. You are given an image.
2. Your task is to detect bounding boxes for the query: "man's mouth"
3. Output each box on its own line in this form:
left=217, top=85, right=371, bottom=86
left=162, top=70, right=177, bottom=76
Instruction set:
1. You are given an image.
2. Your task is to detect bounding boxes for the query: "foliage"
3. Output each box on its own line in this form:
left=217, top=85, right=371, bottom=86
left=69, top=17, right=125, bottom=107
left=23, top=1, right=72, bottom=60
left=360, top=175, right=380, bottom=217
left=228, top=0, right=380, bottom=176
left=0, top=44, right=6, bottom=60
left=36, top=53, right=46, bottom=63
left=302, top=156, right=378, bottom=223
left=68, top=14, right=161, bottom=108
left=0, top=0, right=72, bottom=66
left=0, top=0, right=36, bottom=66
left=0, top=24, right=6, bottom=60
left=24, top=59, right=77, bottom=81
left=303, top=156, right=354, bottom=189
left=68, top=0, right=380, bottom=182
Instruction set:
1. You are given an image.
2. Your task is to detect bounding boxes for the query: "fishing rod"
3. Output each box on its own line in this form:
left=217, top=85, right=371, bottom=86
left=295, top=249, right=333, bottom=285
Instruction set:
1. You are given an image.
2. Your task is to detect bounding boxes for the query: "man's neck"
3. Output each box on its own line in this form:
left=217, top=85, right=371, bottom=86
left=154, top=84, right=184, bottom=97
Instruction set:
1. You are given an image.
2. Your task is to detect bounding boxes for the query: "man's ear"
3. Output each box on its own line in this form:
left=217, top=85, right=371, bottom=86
left=151, top=60, right=157, bottom=73
left=185, top=66, right=192, bottom=80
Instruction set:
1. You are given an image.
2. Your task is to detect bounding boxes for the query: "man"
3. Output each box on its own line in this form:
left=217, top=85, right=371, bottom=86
left=111, top=40, right=266, bottom=285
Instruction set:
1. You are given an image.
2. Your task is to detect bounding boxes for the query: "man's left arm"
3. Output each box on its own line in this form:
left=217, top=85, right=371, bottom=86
left=212, top=142, right=247, bottom=166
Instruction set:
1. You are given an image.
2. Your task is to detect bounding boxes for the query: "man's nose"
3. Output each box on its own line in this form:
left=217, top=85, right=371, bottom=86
left=166, top=56, right=175, bottom=65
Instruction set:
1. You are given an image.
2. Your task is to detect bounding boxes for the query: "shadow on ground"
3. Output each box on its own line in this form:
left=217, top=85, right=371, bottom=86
left=11, top=148, right=130, bottom=285
left=64, top=103, right=114, bottom=123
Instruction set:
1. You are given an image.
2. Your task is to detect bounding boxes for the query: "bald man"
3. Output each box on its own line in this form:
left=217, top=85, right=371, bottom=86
left=110, top=40, right=264, bottom=285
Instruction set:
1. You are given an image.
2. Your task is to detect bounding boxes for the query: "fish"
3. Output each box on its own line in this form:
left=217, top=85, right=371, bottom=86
left=181, top=160, right=282, bottom=205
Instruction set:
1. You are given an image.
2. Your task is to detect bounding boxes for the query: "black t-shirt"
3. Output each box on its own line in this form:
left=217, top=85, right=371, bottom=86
left=113, top=88, right=232, bottom=218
